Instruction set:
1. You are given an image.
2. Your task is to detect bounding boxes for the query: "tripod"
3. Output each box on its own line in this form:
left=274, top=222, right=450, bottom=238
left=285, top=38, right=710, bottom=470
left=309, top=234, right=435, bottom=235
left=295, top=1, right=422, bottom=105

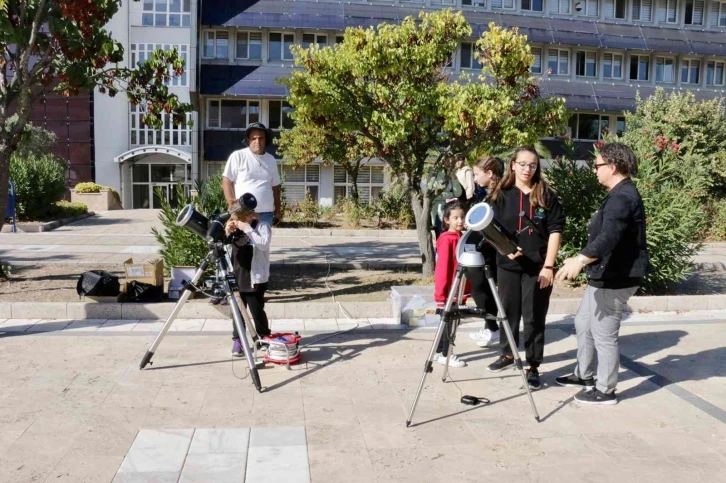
left=139, top=240, right=262, bottom=392
left=405, top=260, right=540, bottom=426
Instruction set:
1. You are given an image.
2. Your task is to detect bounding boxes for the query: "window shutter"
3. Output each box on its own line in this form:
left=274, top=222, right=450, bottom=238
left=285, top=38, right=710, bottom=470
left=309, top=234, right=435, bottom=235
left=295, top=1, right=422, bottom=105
left=693, top=0, right=704, bottom=23
left=333, top=165, right=347, bottom=184
left=604, top=0, right=615, bottom=17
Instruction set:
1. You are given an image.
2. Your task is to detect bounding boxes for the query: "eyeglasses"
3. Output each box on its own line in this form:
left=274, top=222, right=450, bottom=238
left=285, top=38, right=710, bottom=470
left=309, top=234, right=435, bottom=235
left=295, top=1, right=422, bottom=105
left=593, top=162, right=610, bottom=171
left=514, top=161, right=538, bottom=171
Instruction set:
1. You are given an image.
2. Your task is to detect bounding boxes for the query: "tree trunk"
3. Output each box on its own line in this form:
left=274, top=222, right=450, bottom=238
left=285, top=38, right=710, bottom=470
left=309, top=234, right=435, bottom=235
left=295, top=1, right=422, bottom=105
left=409, top=189, right=435, bottom=278
left=0, top=144, right=11, bottom=234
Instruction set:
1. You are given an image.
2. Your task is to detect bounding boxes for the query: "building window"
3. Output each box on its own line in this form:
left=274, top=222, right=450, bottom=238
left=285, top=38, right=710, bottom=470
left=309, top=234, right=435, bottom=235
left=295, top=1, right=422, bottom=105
left=656, top=0, right=678, bottom=23
left=616, top=116, right=626, bottom=136
left=335, top=35, right=345, bottom=44
left=547, top=49, right=570, bottom=75
left=206, top=162, right=225, bottom=179
left=684, top=0, right=705, bottom=24
left=550, top=0, right=571, bottom=13
left=681, top=59, right=700, bottom=84
left=281, top=165, right=320, bottom=203
left=269, top=100, right=294, bottom=130
left=576, top=51, right=597, bottom=77
left=531, top=47, right=542, bottom=74
left=706, top=61, right=725, bottom=86
left=130, top=44, right=188, bottom=87
left=521, top=0, right=544, bottom=11
left=603, top=53, right=624, bottom=79
left=206, top=99, right=260, bottom=129
left=130, top=104, right=192, bottom=146
left=269, top=32, right=295, bottom=61
left=142, top=0, right=191, bottom=27
left=630, top=55, right=650, bottom=81
left=568, top=113, right=609, bottom=141
left=633, top=0, right=653, bottom=20
left=302, top=34, right=328, bottom=50
left=203, top=31, right=229, bottom=59
left=655, top=57, right=676, bottom=83
left=333, top=165, right=385, bottom=204
left=460, top=42, right=483, bottom=70
left=430, top=0, right=456, bottom=4
left=490, top=0, right=515, bottom=8
left=462, top=0, right=487, bottom=5
left=580, top=0, right=599, bottom=16
left=604, top=0, right=627, bottom=18
left=717, top=2, right=726, bottom=26
left=235, top=31, right=262, bottom=60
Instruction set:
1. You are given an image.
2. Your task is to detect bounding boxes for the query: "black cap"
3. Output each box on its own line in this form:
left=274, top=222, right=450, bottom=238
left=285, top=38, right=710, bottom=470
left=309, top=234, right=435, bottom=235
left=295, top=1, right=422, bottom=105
left=245, top=122, right=274, bottom=147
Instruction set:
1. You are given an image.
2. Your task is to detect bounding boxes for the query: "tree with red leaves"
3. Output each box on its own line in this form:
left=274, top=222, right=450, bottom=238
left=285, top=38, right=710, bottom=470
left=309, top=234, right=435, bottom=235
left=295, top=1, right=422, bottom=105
left=0, top=0, right=192, bottom=231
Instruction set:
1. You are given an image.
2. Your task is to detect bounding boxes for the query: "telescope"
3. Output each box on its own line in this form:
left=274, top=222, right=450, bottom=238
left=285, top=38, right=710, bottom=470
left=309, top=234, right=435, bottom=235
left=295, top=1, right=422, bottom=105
left=406, top=201, right=540, bottom=427
left=139, top=192, right=264, bottom=392
left=176, top=193, right=258, bottom=243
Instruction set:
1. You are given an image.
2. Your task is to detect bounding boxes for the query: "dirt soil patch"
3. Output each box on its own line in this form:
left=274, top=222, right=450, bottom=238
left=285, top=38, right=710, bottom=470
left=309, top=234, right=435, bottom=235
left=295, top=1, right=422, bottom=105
left=1, top=264, right=724, bottom=304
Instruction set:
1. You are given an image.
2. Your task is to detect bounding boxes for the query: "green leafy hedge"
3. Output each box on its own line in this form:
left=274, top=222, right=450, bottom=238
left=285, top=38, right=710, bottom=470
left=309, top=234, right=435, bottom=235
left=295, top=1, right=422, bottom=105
left=10, top=154, right=68, bottom=220
left=74, top=182, right=121, bottom=203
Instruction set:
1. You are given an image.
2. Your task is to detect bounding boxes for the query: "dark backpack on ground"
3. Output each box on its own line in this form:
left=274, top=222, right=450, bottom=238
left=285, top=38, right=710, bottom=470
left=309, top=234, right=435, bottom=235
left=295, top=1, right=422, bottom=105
left=76, top=270, right=120, bottom=297
left=125, top=280, right=163, bottom=302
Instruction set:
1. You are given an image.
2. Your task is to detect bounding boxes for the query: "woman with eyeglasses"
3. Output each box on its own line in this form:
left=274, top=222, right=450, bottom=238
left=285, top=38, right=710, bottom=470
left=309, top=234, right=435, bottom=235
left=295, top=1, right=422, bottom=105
left=486, top=146, right=565, bottom=390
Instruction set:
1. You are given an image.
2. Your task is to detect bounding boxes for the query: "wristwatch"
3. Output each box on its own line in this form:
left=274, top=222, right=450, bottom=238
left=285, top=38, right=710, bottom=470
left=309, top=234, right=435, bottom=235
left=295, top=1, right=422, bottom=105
left=577, top=254, right=588, bottom=266
left=543, top=265, right=555, bottom=271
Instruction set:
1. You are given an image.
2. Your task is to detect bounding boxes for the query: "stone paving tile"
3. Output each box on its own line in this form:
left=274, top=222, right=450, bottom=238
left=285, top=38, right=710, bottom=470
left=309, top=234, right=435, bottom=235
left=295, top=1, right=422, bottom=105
left=116, top=429, right=193, bottom=476
left=98, top=319, right=140, bottom=331
left=0, top=318, right=39, bottom=332
left=61, top=318, right=107, bottom=332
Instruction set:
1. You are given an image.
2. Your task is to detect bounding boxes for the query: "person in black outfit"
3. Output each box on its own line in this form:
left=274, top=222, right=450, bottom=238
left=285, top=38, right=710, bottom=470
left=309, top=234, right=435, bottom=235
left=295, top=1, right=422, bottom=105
left=467, top=156, right=505, bottom=348
left=556, top=143, right=650, bottom=405
left=486, top=147, right=566, bottom=390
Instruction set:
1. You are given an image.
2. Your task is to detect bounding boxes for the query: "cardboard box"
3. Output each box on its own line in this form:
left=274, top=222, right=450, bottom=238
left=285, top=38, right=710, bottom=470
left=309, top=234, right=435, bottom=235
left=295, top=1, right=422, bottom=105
left=122, top=258, right=164, bottom=293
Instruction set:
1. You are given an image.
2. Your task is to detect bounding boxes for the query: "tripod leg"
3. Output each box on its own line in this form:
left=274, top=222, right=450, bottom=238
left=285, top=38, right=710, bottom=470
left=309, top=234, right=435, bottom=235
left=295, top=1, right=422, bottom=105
left=228, top=286, right=262, bottom=392
left=406, top=269, right=464, bottom=427
left=486, top=274, right=540, bottom=422
left=140, top=260, right=209, bottom=369
left=443, top=273, right=467, bottom=382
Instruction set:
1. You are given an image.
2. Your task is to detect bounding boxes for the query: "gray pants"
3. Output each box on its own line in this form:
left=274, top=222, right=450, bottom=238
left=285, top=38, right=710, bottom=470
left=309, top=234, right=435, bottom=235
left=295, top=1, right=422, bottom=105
left=573, top=284, right=638, bottom=394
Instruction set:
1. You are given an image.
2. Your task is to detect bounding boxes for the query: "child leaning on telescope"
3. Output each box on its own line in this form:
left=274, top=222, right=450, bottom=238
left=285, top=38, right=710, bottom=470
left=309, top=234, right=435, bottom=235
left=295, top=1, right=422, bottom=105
left=225, top=209, right=272, bottom=357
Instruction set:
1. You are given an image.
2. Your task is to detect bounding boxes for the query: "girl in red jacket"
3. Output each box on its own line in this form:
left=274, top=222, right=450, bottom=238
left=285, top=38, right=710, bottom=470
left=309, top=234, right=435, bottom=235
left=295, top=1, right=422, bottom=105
left=434, top=200, right=469, bottom=368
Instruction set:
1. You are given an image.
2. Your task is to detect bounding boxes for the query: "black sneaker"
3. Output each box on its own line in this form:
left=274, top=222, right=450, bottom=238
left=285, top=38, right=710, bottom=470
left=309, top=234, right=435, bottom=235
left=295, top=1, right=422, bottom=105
left=555, top=373, right=595, bottom=388
left=487, top=355, right=514, bottom=373
left=574, top=388, right=617, bottom=405
left=526, top=367, right=541, bottom=390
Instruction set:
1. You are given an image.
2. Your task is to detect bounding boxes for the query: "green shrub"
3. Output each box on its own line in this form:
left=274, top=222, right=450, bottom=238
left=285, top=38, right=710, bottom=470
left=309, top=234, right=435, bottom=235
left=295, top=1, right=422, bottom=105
left=373, top=181, right=415, bottom=228
left=335, top=196, right=374, bottom=228
left=151, top=181, right=226, bottom=274
left=49, top=201, right=88, bottom=219
left=10, top=154, right=68, bottom=220
left=74, top=182, right=121, bottom=203
left=546, top=140, right=606, bottom=264
left=704, top=199, right=726, bottom=241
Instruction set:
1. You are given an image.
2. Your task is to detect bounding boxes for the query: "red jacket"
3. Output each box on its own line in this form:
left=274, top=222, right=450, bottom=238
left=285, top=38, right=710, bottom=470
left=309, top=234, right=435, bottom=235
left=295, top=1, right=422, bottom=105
left=434, top=231, right=470, bottom=307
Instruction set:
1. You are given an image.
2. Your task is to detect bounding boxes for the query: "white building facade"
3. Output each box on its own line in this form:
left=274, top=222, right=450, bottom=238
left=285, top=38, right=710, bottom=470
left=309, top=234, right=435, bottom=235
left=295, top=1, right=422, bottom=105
left=94, top=0, right=199, bottom=209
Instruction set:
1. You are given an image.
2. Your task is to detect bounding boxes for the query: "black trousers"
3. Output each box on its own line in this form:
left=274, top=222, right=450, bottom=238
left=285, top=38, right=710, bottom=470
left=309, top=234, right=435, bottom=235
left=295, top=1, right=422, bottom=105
left=465, top=266, right=499, bottom=333
left=497, top=268, right=552, bottom=368
left=232, top=282, right=271, bottom=340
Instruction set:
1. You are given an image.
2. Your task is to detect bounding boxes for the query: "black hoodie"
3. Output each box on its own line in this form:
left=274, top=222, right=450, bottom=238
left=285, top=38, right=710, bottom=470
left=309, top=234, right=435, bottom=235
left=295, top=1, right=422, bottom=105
left=492, top=187, right=566, bottom=273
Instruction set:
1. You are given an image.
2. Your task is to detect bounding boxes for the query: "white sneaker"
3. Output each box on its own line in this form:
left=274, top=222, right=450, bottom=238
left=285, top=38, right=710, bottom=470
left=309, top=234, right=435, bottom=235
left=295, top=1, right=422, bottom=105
left=476, top=329, right=500, bottom=348
left=437, top=353, right=467, bottom=367
left=469, top=328, right=492, bottom=341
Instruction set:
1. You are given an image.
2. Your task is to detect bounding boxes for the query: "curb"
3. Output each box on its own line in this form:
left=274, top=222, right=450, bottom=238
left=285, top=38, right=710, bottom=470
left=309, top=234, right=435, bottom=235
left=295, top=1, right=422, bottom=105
left=273, top=227, right=417, bottom=238
left=3, top=294, right=726, bottom=320
left=0, top=300, right=394, bottom=321
left=1, top=212, right=96, bottom=233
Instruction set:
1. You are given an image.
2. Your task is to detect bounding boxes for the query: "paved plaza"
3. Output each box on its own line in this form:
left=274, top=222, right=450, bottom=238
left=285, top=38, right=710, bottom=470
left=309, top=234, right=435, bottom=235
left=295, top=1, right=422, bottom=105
left=0, top=311, right=724, bottom=482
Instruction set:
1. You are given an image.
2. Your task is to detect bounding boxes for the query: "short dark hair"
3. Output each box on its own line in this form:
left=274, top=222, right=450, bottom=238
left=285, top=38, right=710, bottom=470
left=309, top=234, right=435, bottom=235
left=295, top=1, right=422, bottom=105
left=598, top=142, right=638, bottom=177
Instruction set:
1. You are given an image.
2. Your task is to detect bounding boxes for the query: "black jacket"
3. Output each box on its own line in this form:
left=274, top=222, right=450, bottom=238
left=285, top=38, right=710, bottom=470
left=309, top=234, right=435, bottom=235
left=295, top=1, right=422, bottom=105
left=581, top=178, right=651, bottom=288
left=492, top=187, right=566, bottom=274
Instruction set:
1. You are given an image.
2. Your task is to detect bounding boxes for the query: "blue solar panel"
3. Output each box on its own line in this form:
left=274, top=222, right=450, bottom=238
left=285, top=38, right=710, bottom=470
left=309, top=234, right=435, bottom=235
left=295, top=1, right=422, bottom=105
left=551, top=31, right=601, bottom=48
left=644, top=38, right=693, bottom=54
left=600, top=34, right=647, bottom=50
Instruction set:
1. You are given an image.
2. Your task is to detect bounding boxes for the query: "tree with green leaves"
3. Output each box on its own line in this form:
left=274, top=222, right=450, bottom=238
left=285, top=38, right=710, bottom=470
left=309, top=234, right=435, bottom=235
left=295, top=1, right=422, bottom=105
left=282, top=9, right=567, bottom=276
left=276, top=122, right=376, bottom=203
left=0, top=0, right=192, bottom=231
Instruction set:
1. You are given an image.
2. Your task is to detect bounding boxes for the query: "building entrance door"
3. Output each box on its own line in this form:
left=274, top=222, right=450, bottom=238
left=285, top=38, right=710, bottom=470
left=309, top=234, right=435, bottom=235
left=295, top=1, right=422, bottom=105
left=132, top=163, right=191, bottom=209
